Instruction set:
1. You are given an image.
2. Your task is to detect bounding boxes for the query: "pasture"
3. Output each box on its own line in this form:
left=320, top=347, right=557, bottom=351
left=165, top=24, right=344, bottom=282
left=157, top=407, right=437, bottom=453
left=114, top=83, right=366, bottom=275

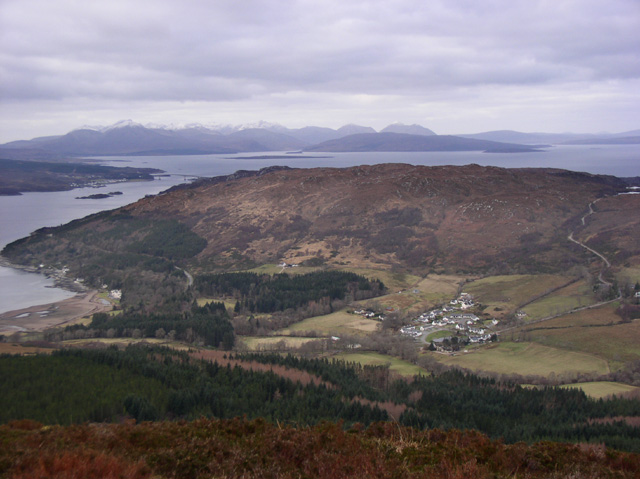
left=346, top=268, right=422, bottom=292
left=464, top=274, right=573, bottom=318
left=278, top=310, right=380, bottom=336
left=332, top=351, right=427, bottom=377
left=196, top=298, right=236, bottom=311
left=429, top=341, right=610, bottom=377
left=559, top=381, right=640, bottom=399
left=238, top=336, right=325, bottom=351
left=525, top=313, right=640, bottom=365
left=521, top=280, right=595, bottom=320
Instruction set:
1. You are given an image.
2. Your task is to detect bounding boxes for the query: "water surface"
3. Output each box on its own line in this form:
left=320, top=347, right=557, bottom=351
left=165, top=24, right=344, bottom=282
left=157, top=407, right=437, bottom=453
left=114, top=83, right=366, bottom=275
left=1, top=145, right=638, bottom=314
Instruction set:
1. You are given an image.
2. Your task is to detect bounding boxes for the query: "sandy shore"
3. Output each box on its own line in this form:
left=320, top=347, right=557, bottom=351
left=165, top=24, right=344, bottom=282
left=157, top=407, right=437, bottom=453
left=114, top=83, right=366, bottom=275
left=0, top=290, right=112, bottom=334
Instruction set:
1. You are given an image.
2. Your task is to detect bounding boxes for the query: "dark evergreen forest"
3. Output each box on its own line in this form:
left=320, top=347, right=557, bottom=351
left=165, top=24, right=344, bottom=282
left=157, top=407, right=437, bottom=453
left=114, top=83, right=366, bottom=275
left=195, top=271, right=385, bottom=314
left=2, top=347, right=640, bottom=453
left=55, top=301, right=235, bottom=349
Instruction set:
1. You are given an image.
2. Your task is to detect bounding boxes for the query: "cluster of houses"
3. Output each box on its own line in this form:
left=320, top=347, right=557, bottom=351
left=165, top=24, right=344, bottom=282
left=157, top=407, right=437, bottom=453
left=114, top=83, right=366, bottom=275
left=398, top=291, right=498, bottom=349
left=108, top=289, right=122, bottom=300
left=399, top=324, right=425, bottom=338
left=352, top=309, right=385, bottom=321
left=449, top=292, right=475, bottom=309
left=278, top=262, right=300, bottom=269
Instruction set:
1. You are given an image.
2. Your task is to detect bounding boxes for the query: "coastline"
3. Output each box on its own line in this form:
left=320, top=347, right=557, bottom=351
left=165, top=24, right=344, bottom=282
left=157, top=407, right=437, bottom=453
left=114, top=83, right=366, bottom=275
left=0, top=256, right=88, bottom=294
left=0, top=290, right=112, bottom=334
left=0, top=258, right=110, bottom=333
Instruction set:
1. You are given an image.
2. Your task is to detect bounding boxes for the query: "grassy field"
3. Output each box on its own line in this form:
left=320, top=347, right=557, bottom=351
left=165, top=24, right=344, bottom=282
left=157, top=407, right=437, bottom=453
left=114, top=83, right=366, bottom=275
left=59, top=338, right=192, bottom=350
left=245, top=264, right=322, bottom=275
left=238, top=336, right=325, bottom=351
left=429, top=341, right=610, bottom=377
left=416, top=274, right=465, bottom=296
left=0, top=343, right=56, bottom=355
left=559, top=381, right=640, bottom=399
left=426, top=330, right=453, bottom=342
left=521, top=280, right=595, bottom=320
left=332, top=351, right=427, bottom=377
left=464, top=274, right=574, bottom=318
left=525, top=313, right=640, bottom=365
left=278, top=310, right=380, bottom=336
left=196, top=297, right=236, bottom=311
left=349, top=273, right=466, bottom=316
left=521, top=302, right=621, bottom=329
left=617, top=267, right=640, bottom=287
left=346, top=268, right=422, bottom=293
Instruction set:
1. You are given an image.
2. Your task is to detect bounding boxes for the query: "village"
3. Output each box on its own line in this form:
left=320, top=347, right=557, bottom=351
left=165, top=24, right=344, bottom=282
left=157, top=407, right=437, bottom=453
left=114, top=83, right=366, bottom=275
left=347, top=291, right=497, bottom=352
left=398, top=292, right=498, bottom=351
left=347, top=289, right=499, bottom=352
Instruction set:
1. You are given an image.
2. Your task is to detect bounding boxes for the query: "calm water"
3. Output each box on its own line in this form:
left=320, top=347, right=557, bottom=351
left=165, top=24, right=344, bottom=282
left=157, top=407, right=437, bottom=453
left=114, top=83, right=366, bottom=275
left=1, top=145, right=638, bottom=314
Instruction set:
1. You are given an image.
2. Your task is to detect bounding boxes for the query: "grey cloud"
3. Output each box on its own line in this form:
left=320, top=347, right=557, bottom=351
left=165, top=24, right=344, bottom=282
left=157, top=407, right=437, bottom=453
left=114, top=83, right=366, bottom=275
left=0, top=0, right=638, bottom=139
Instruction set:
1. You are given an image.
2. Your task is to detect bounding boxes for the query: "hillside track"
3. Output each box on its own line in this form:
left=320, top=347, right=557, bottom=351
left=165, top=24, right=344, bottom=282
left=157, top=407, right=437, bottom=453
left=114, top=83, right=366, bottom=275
left=500, top=197, right=620, bottom=334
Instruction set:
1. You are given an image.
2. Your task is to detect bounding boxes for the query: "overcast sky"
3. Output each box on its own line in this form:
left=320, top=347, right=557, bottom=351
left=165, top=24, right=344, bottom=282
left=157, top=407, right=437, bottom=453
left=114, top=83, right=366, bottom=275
left=1, top=0, right=639, bottom=142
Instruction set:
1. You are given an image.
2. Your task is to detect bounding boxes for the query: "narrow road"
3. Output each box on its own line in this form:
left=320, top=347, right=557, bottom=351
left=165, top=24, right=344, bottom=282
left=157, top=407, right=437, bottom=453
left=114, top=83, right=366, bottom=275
left=500, top=198, right=619, bottom=334
left=175, top=267, right=193, bottom=288
left=567, top=198, right=611, bottom=286
left=183, top=269, right=194, bottom=287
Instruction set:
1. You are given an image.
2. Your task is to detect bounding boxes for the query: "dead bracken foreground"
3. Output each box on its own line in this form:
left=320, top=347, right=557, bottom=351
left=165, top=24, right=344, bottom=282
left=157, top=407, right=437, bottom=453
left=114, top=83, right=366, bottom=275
left=2, top=418, right=639, bottom=479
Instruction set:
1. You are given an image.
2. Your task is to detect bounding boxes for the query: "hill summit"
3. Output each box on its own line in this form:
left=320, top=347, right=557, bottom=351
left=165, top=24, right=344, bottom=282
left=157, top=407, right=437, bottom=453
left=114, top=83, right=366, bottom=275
left=117, top=163, right=631, bottom=273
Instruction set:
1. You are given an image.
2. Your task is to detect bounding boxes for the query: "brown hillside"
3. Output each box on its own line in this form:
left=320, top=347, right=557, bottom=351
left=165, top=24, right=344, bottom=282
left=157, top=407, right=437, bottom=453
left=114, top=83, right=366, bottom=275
left=576, top=193, right=640, bottom=267
left=2, top=419, right=639, bottom=479
left=122, top=163, right=628, bottom=273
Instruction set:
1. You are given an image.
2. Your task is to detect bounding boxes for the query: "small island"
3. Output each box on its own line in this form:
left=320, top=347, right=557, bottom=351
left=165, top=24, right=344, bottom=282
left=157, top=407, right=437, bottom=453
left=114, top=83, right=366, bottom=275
left=75, top=191, right=123, bottom=200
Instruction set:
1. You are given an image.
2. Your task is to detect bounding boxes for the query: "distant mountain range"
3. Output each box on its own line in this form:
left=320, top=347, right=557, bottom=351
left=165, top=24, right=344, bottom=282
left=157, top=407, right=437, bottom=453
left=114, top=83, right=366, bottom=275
left=0, top=121, right=638, bottom=159
left=304, top=132, right=540, bottom=153
left=458, top=129, right=640, bottom=145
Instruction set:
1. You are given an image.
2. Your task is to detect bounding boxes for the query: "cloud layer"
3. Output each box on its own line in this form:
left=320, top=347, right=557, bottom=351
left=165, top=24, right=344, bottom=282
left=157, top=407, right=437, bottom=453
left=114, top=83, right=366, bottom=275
left=1, top=0, right=639, bottom=141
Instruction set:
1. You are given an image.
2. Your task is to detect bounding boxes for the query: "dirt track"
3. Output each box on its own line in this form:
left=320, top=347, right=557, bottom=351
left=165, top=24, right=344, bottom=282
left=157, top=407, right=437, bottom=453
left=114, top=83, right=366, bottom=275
left=0, top=290, right=111, bottom=334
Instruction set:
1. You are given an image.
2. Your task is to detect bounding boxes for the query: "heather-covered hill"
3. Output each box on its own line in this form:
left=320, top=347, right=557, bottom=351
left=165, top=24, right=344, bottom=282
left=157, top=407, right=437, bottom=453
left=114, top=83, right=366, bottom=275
left=4, top=163, right=635, bottom=284
left=123, top=163, right=630, bottom=273
left=2, top=418, right=639, bottom=479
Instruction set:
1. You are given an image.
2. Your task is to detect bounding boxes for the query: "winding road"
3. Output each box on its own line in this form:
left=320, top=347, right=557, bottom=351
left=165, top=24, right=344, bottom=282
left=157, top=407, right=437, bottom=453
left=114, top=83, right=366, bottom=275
left=500, top=198, right=619, bottom=333
left=567, top=199, right=611, bottom=286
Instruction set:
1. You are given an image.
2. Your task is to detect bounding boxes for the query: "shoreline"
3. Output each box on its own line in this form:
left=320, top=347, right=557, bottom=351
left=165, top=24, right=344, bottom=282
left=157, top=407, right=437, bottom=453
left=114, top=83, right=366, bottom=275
left=0, top=290, right=112, bottom=334
left=0, top=256, right=88, bottom=294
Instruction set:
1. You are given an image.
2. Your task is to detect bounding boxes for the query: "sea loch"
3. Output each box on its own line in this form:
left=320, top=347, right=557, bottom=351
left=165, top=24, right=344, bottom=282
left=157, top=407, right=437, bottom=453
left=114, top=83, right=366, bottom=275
left=0, top=144, right=638, bottom=314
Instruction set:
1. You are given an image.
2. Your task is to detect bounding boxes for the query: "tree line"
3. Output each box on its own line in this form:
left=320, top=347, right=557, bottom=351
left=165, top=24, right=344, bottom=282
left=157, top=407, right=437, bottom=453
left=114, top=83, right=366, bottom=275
left=2, top=346, right=640, bottom=452
left=53, top=301, right=235, bottom=349
left=0, top=346, right=387, bottom=426
left=195, top=270, right=385, bottom=314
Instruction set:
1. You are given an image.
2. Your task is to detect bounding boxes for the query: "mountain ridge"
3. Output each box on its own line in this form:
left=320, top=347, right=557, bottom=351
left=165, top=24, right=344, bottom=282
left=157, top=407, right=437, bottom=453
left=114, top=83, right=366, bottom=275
left=7, top=163, right=635, bottom=283
left=2, top=121, right=637, bottom=158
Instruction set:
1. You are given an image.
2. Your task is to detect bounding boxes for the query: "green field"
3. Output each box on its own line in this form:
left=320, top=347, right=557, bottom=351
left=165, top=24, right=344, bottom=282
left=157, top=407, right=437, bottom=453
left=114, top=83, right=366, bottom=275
left=196, top=297, right=236, bottom=311
left=332, top=352, right=427, bottom=377
left=350, top=273, right=466, bottom=316
left=426, top=330, right=452, bottom=342
left=60, top=338, right=192, bottom=350
left=278, top=310, right=380, bottom=336
left=238, top=336, right=325, bottom=351
left=429, top=341, right=610, bottom=377
left=245, top=264, right=322, bottom=275
left=521, top=280, right=595, bottom=320
left=559, top=381, right=640, bottom=399
left=525, top=315, right=640, bottom=365
left=617, top=267, right=640, bottom=287
left=464, top=274, right=573, bottom=317
left=346, top=268, right=421, bottom=292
